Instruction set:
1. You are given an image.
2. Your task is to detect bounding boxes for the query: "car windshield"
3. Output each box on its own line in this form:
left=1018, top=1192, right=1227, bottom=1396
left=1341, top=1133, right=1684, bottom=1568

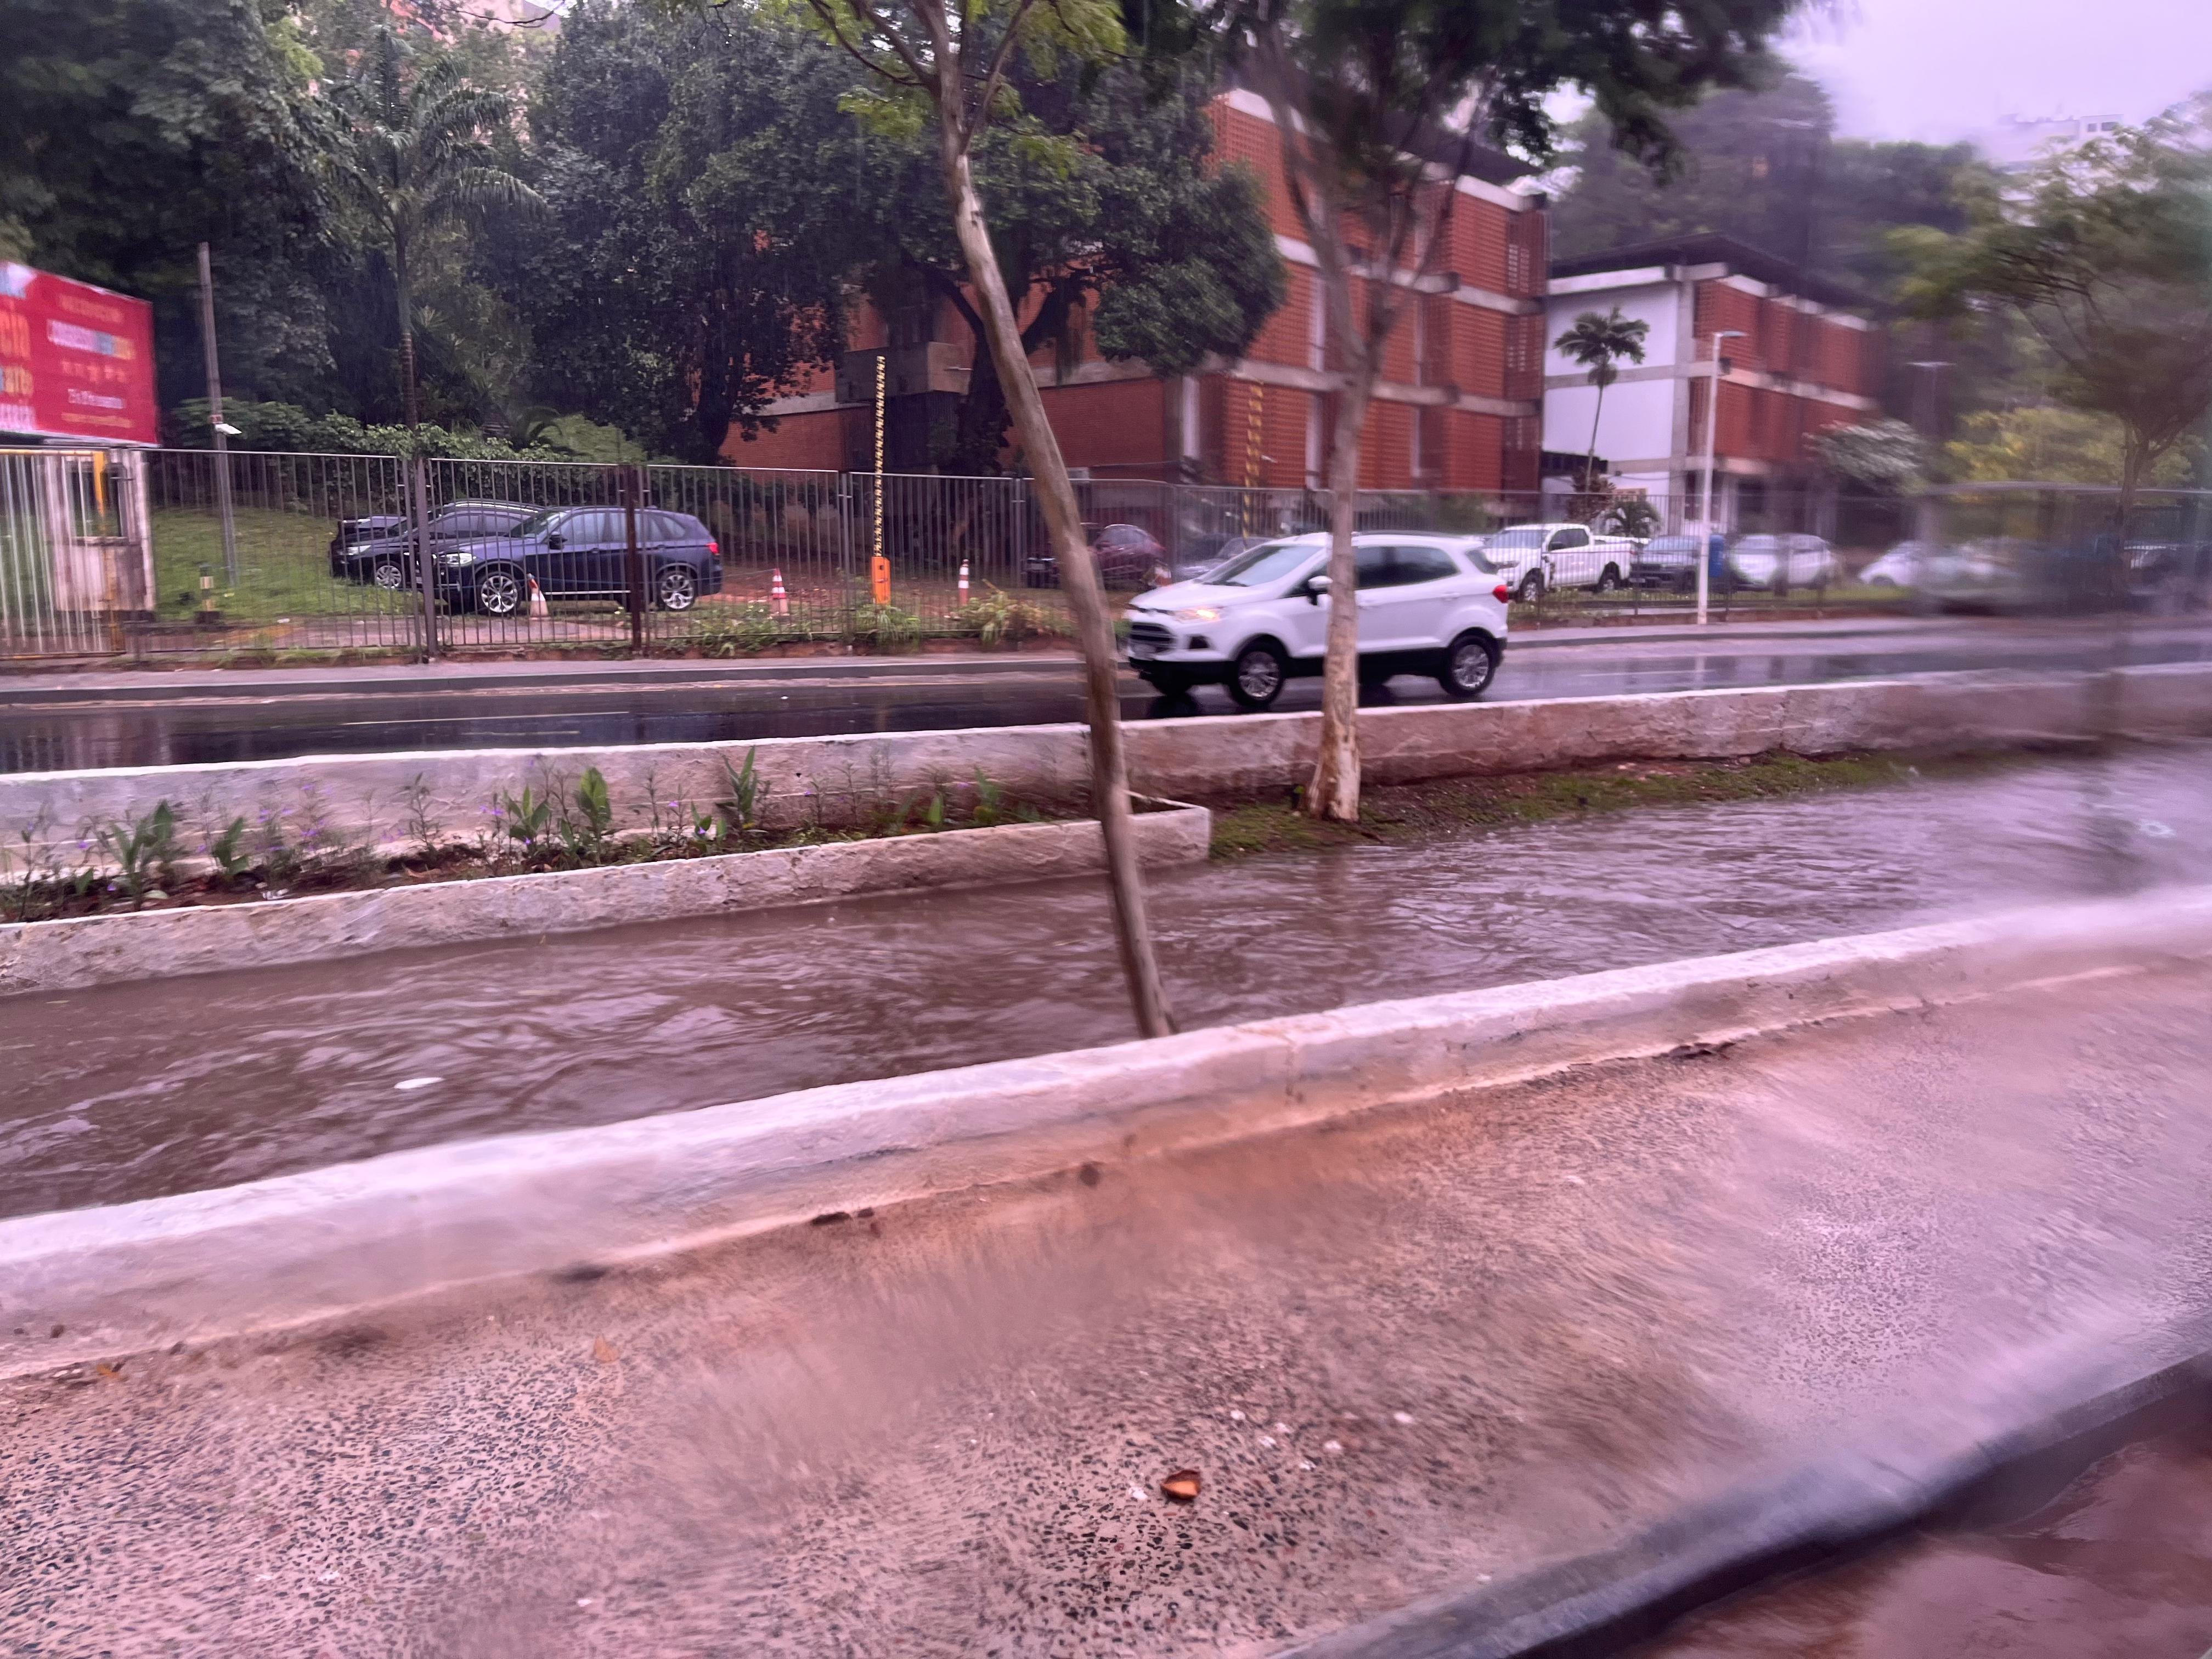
left=1204, top=540, right=1320, bottom=587
left=1485, top=528, right=1547, bottom=550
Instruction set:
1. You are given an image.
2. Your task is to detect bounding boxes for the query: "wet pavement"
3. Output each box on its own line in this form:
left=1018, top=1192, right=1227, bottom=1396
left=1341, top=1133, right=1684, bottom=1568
left=6, top=966, right=2210, bottom=1656
left=6, top=622, right=2210, bottom=771
left=1640, top=1418, right=2212, bottom=1658
left=3, top=744, right=2207, bottom=1217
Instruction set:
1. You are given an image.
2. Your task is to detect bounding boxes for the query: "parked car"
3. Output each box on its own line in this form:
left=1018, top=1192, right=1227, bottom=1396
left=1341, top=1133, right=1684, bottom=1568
left=436, top=505, right=724, bottom=614
left=1475, top=522, right=1640, bottom=599
left=1121, top=532, right=1510, bottom=710
left=330, top=500, right=536, bottom=589
left=1628, top=533, right=1724, bottom=592
left=1174, top=533, right=1271, bottom=583
left=1025, top=522, right=1170, bottom=590
left=1725, top=533, right=1839, bottom=592
left=1855, top=540, right=1937, bottom=588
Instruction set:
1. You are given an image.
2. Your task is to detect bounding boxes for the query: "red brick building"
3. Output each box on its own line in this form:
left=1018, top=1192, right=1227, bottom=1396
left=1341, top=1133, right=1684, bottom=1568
left=724, top=91, right=1548, bottom=491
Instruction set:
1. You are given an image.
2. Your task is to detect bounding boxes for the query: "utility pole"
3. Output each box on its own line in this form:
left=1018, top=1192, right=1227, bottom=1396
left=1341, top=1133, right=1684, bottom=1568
left=196, top=243, right=239, bottom=588
left=1695, top=329, right=1746, bottom=626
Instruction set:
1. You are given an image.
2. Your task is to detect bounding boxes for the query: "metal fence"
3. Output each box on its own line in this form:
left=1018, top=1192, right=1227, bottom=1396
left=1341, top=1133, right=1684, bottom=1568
left=6, top=450, right=2197, bottom=661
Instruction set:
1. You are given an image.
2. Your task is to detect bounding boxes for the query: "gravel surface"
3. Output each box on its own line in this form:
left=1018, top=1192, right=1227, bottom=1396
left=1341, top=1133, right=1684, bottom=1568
left=5, top=964, right=2211, bottom=1656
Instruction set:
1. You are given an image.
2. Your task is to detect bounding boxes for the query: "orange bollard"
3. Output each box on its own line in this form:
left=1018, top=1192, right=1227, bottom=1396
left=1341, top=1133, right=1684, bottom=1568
left=769, top=567, right=789, bottom=618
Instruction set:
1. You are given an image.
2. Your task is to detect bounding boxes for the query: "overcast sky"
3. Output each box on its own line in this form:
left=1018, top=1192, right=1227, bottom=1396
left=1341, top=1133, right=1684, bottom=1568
left=1788, top=0, right=2212, bottom=142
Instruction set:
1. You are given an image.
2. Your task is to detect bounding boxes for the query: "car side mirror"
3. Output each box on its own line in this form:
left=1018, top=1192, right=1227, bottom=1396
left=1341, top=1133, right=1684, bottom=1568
left=1306, top=574, right=1332, bottom=605
left=544, top=533, right=564, bottom=550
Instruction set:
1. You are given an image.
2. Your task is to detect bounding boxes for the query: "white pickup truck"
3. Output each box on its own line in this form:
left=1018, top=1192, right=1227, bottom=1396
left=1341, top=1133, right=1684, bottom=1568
left=1477, top=523, right=1643, bottom=600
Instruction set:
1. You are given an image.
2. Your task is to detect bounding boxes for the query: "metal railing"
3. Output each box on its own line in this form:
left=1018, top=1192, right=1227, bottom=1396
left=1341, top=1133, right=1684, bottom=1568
left=14, top=452, right=2194, bottom=662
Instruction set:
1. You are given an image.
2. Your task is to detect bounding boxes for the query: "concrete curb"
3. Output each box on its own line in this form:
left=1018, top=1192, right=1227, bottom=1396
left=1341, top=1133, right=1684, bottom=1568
left=1277, top=1322, right=2212, bottom=1659
left=4, top=885, right=2208, bottom=1380
left=0, top=799, right=1210, bottom=997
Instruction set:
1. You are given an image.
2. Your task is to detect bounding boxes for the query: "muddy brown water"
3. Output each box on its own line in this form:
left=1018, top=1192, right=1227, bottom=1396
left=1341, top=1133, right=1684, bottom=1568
left=3, top=744, right=2208, bottom=1218
left=1639, top=1417, right=2212, bottom=1657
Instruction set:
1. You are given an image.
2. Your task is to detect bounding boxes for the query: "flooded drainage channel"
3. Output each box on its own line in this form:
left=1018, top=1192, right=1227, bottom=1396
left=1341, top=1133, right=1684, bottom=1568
left=3, top=743, right=2209, bottom=1218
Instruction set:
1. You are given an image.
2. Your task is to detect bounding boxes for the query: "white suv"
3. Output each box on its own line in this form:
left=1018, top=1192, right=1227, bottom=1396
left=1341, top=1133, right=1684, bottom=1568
left=1122, top=533, right=1510, bottom=711
left=1479, top=523, right=1641, bottom=599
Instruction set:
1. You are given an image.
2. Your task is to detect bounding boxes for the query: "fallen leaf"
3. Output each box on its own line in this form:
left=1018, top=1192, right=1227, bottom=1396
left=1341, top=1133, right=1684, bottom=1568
left=592, top=1338, right=619, bottom=1364
left=94, top=1362, right=120, bottom=1379
left=1160, top=1469, right=1201, bottom=1503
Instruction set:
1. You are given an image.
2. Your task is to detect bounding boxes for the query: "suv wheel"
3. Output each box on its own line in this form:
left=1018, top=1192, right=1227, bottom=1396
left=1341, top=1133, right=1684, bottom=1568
left=370, top=558, right=407, bottom=591
left=655, top=565, right=698, bottom=611
left=1438, top=632, right=1499, bottom=700
left=1516, top=571, right=1546, bottom=603
left=1226, top=640, right=1288, bottom=711
left=475, top=566, right=525, bottom=617
left=1595, top=564, right=1621, bottom=594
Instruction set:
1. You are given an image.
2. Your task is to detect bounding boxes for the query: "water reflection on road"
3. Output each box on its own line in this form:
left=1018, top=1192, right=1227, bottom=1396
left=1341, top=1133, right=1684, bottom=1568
left=3, top=744, right=2208, bottom=1216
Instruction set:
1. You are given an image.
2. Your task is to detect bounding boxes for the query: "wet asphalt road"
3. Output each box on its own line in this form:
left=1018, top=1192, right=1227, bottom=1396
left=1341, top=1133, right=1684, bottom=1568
left=6, top=622, right=2210, bottom=772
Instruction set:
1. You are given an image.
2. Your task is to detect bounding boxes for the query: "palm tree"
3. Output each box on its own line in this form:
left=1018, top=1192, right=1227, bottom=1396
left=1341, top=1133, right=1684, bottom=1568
left=323, top=28, right=541, bottom=430
left=1553, top=307, right=1650, bottom=493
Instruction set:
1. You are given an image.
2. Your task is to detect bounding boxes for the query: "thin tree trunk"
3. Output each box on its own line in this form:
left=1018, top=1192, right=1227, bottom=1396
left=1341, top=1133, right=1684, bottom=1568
left=395, top=235, right=420, bottom=432
left=1307, top=369, right=1371, bottom=822
left=934, top=116, right=1176, bottom=1039
left=1587, top=379, right=1606, bottom=493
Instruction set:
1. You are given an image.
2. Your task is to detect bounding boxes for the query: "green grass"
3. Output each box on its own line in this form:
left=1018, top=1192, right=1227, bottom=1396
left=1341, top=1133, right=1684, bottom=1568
left=1206, top=751, right=1997, bottom=859
left=150, top=508, right=414, bottom=623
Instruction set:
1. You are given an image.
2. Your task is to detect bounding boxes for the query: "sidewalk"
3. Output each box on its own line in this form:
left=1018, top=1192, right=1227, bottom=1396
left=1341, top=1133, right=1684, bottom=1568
left=5, top=964, right=2208, bottom=1654
left=0, top=614, right=2154, bottom=706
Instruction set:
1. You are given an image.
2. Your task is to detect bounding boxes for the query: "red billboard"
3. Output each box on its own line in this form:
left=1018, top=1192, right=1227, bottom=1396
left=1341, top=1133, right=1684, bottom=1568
left=0, top=262, right=160, bottom=447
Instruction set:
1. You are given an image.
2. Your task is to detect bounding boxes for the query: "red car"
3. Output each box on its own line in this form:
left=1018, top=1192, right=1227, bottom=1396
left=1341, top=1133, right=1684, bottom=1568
left=1024, top=523, right=1169, bottom=590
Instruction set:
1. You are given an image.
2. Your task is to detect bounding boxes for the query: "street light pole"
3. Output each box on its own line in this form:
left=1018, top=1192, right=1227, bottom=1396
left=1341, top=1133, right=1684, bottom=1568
left=195, top=242, right=240, bottom=589
left=1695, top=329, right=1746, bottom=627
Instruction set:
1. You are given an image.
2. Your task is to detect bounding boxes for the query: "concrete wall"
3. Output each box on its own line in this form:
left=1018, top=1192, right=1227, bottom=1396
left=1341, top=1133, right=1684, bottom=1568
left=6, top=884, right=2208, bottom=1379
left=2, top=666, right=2204, bottom=870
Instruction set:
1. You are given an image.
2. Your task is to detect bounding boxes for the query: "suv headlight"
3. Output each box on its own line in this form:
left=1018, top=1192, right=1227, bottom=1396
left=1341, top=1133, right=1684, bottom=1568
left=441, top=550, right=475, bottom=566
left=1171, top=606, right=1222, bottom=623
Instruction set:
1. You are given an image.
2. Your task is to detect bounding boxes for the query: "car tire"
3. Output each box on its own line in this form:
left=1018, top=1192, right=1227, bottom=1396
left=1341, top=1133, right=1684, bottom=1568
left=1438, top=631, right=1499, bottom=700
left=1516, top=571, right=1546, bottom=603
left=474, top=566, right=526, bottom=618
left=370, top=558, right=408, bottom=591
left=654, top=566, right=698, bottom=611
left=1226, top=640, right=1288, bottom=711
left=1595, top=564, right=1621, bottom=594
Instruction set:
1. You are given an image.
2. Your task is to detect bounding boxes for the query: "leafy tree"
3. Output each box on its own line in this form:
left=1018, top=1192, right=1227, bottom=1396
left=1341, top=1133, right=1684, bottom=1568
left=1554, top=306, right=1649, bottom=489
left=1896, top=104, right=2212, bottom=508
left=1549, top=67, right=1988, bottom=298
left=524, top=1, right=867, bottom=461
left=321, top=26, right=544, bottom=431
left=1215, top=0, right=1802, bottom=825
left=0, top=0, right=333, bottom=410
left=1808, top=417, right=1926, bottom=492
left=1943, top=405, right=2201, bottom=489
left=770, top=0, right=1175, bottom=1036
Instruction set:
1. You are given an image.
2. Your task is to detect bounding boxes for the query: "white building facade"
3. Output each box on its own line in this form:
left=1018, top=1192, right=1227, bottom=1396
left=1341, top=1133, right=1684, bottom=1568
left=1541, top=235, right=1883, bottom=528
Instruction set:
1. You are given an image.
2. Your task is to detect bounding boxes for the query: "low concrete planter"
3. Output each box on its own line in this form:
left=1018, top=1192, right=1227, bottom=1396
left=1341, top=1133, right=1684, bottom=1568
left=5, top=885, right=2208, bottom=1378
left=0, top=797, right=1209, bottom=997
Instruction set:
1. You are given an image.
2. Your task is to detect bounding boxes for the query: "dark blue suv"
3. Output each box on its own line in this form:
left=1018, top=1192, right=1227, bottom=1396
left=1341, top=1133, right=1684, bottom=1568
left=439, top=505, right=724, bottom=615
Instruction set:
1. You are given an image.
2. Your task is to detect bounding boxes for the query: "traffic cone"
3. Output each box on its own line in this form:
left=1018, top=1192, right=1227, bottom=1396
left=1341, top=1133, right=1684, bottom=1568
left=527, top=575, right=549, bottom=618
left=958, top=559, right=970, bottom=604
left=769, top=566, right=790, bottom=618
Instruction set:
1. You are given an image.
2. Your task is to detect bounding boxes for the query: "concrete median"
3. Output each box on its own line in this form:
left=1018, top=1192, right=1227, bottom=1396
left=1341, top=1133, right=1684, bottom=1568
left=1, top=663, right=2205, bottom=870
left=4, top=883, right=2208, bottom=1380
